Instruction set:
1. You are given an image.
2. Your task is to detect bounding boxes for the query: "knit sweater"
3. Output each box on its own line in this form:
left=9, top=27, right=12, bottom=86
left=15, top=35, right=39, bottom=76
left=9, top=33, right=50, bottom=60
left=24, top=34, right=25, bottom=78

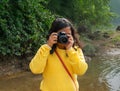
left=29, top=44, right=88, bottom=91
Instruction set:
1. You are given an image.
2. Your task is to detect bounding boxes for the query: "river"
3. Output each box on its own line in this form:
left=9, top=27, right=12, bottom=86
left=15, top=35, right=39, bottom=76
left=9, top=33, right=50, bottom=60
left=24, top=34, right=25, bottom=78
left=0, top=48, right=120, bottom=91
left=79, top=48, right=120, bottom=91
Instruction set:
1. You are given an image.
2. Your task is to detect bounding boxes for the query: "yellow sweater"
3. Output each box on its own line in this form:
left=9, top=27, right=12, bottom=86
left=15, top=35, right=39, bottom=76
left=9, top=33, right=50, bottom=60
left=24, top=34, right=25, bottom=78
left=29, top=44, right=88, bottom=91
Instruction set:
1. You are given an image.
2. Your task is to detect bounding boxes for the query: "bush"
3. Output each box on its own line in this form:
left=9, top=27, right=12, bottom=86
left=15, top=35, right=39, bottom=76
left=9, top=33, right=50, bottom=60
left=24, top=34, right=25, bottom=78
left=83, top=43, right=97, bottom=56
left=0, top=0, right=55, bottom=56
left=111, top=36, right=120, bottom=43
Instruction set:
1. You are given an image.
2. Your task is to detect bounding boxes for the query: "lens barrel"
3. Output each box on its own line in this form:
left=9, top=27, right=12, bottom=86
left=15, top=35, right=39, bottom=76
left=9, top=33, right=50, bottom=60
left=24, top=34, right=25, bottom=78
left=57, top=32, right=68, bottom=44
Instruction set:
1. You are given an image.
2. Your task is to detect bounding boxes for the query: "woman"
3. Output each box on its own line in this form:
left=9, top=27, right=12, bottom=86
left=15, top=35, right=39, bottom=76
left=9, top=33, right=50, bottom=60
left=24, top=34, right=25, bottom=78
left=29, top=18, right=88, bottom=91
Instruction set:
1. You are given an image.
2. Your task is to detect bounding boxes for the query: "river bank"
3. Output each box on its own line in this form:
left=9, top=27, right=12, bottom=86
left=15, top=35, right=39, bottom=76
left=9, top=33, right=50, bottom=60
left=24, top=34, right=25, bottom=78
left=0, top=42, right=120, bottom=91
left=0, top=31, right=120, bottom=78
left=0, top=55, right=32, bottom=78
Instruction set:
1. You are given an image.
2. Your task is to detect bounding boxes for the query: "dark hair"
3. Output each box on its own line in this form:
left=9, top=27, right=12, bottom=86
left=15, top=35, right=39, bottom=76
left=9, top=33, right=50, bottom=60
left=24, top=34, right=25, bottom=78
left=47, top=18, right=82, bottom=54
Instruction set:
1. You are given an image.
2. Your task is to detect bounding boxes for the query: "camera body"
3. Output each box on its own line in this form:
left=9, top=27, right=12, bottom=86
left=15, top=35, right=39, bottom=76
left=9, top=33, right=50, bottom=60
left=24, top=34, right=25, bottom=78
left=57, top=32, right=68, bottom=44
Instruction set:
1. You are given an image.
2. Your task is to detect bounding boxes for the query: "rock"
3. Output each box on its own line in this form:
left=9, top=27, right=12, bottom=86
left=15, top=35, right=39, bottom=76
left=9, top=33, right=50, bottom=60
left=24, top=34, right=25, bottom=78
left=116, top=42, right=120, bottom=48
left=103, top=32, right=110, bottom=38
left=85, top=56, right=92, bottom=62
left=77, top=25, right=89, bottom=34
left=116, top=26, right=120, bottom=31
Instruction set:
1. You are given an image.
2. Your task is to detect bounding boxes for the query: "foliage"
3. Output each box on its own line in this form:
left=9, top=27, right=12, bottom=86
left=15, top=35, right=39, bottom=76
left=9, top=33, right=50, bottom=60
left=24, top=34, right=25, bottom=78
left=46, top=0, right=115, bottom=27
left=0, top=0, right=117, bottom=57
left=0, top=0, right=55, bottom=56
left=111, top=36, right=120, bottom=43
left=83, top=43, right=97, bottom=56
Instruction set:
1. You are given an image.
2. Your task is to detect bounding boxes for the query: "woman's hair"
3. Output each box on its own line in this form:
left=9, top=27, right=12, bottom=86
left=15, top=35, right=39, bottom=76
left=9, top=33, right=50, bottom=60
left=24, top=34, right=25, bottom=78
left=47, top=18, right=82, bottom=54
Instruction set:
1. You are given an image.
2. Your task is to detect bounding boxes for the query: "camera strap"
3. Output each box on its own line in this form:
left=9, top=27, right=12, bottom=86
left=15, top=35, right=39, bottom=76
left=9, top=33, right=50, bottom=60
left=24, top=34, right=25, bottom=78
left=55, top=50, right=78, bottom=91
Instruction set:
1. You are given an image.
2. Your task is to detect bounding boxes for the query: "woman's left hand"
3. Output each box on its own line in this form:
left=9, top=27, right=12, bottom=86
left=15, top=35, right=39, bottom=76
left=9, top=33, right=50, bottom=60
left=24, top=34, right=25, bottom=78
left=65, top=35, right=74, bottom=50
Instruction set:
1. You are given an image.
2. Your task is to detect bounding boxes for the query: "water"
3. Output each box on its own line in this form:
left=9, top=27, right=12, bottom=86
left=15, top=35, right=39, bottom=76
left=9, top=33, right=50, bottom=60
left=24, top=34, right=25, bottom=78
left=78, top=48, right=120, bottom=91
left=0, top=48, right=120, bottom=91
left=0, top=72, right=42, bottom=91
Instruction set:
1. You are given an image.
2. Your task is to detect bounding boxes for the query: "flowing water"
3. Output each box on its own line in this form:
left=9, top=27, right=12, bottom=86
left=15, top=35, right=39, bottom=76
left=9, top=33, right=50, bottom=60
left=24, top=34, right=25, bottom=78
left=78, top=48, right=120, bottom=91
left=0, top=48, right=120, bottom=91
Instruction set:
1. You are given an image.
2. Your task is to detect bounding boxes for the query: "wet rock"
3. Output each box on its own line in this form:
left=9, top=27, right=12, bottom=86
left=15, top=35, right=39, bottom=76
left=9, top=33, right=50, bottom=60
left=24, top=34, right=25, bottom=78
left=116, top=26, right=120, bottom=31
left=115, top=42, right=120, bottom=48
left=85, top=56, right=92, bottom=62
left=105, top=48, right=120, bottom=56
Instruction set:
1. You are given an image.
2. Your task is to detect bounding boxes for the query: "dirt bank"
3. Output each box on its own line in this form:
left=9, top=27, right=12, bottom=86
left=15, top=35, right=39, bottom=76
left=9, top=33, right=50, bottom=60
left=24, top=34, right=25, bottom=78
left=0, top=55, right=32, bottom=78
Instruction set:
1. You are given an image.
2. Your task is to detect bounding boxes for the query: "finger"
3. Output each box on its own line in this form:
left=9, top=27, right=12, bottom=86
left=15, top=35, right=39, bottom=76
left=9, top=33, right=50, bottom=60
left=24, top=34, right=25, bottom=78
left=68, top=37, right=73, bottom=41
left=68, top=37, right=74, bottom=44
left=68, top=35, right=73, bottom=39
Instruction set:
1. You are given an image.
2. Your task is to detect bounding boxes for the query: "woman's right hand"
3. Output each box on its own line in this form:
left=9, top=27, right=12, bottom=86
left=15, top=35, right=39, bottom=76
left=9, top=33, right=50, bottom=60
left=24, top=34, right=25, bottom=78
left=47, top=32, right=58, bottom=47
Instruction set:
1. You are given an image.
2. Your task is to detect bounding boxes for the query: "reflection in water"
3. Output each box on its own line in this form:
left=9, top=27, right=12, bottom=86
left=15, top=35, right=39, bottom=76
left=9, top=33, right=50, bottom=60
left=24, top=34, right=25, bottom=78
left=78, top=57, right=110, bottom=91
left=99, top=56, right=120, bottom=91
left=0, top=72, right=42, bottom=91
left=0, top=48, right=120, bottom=91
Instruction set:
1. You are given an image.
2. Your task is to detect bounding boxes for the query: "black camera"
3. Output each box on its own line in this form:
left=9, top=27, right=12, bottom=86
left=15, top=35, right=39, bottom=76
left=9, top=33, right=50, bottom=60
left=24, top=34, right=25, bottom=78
left=57, top=32, right=68, bottom=44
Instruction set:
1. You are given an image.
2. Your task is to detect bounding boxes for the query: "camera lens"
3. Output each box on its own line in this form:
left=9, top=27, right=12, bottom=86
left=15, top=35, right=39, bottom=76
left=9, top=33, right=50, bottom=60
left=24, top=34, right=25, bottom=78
left=58, top=32, right=68, bottom=44
left=59, top=36, right=68, bottom=44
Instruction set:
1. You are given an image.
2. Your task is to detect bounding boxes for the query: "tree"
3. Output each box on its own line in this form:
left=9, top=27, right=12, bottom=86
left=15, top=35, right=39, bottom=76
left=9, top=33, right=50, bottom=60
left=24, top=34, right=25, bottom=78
left=46, top=0, right=115, bottom=27
left=0, top=0, right=55, bottom=56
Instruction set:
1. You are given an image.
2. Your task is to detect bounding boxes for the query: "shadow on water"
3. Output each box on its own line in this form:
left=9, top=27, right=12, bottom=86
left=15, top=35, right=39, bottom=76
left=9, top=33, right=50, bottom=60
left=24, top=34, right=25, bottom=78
left=0, top=48, right=120, bottom=91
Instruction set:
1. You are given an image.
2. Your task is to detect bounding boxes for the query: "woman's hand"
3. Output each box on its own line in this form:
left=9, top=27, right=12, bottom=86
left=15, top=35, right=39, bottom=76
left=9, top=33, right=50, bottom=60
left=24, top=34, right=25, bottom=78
left=47, top=32, right=58, bottom=47
left=65, top=34, right=74, bottom=50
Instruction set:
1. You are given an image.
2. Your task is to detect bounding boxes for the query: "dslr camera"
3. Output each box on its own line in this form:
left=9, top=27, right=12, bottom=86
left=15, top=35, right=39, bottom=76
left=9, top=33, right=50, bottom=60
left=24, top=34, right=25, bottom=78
left=57, top=32, right=68, bottom=44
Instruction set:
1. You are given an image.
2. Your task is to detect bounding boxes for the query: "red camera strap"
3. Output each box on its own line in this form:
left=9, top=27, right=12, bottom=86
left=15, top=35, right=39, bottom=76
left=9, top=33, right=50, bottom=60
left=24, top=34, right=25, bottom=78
left=55, top=50, right=78, bottom=91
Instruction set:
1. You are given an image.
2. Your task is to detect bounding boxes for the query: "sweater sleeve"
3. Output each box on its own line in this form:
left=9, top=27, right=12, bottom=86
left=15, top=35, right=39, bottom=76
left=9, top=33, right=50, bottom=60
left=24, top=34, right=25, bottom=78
left=29, top=44, right=51, bottom=74
left=66, top=47, right=88, bottom=75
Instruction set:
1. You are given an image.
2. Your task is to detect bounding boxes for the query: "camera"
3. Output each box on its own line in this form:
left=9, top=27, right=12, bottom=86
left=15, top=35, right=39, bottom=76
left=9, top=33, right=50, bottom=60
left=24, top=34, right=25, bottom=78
left=57, top=32, right=68, bottom=44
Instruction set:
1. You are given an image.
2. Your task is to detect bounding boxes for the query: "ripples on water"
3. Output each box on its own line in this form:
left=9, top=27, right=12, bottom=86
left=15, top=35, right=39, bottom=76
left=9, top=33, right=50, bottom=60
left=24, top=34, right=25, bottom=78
left=99, top=56, right=120, bottom=91
left=78, top=48, right=120, bottom=91
left=0, top=48, right=120, bottom=91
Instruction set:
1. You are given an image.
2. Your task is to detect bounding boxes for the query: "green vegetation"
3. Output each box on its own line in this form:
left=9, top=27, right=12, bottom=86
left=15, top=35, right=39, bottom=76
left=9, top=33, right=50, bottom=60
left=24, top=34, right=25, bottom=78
left=111, top=36, right=120, bottom=43
left=47, top=0, right=115, bottom=27
left=0, top=0, right=116, bottom=57
left=0, top=0, right=55, bottom=56
left=83, top=43, right=97, bottom=56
